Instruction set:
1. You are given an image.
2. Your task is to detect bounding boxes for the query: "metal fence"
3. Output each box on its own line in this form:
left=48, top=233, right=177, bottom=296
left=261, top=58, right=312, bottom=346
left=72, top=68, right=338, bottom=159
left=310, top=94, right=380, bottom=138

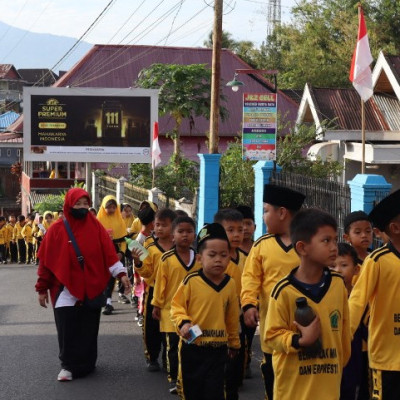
left=97, top=175, right=116, bottom=206
left=270, top=171, right=351, bottom=241
left=123, top=183, right=149, bottom=214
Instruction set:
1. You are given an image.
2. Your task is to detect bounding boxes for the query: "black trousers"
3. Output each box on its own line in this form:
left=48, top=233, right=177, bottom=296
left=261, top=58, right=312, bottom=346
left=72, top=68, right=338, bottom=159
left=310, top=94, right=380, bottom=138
left=54, top=305, right=101, bottom=378
left=261, top=352, right=274, bottom=400
left=165, top=332, right=180, bottom=382
left=372, top=369, right=400, bottom=400
left=0, top=244, right=6, bottom=262
left=17, top=239, right=26, bottom=263
left=143, top=286, right=163, bottom=362
left=225, top=316, right=247, bottom=400
left=8, top=242, right=18, bottom=263
left=26, top=242, right=34, bottom=263
left=179, top=341, right=226, bottom=400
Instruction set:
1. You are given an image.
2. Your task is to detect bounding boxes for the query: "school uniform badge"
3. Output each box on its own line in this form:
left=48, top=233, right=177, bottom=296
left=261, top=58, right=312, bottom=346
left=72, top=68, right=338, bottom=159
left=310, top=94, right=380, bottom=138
left=329, top=310, right=340, bottom=331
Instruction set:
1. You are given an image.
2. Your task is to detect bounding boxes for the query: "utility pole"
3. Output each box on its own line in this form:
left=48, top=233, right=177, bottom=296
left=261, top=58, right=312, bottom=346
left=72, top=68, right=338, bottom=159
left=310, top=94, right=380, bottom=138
left=209, top=0, right=223, bottom=154
left=267, top=0, right=281, bottom=37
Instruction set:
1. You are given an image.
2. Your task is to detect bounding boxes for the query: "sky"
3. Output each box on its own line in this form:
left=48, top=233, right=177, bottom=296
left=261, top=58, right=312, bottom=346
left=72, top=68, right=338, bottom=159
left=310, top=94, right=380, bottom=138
left=0, top=0, right=298, bottom=49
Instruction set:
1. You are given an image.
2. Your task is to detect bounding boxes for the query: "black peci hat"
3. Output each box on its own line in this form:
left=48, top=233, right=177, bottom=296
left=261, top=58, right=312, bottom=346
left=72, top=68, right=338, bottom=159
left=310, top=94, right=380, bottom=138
left=369, top=189, right=400, bottom=231
left=263, top=184, right=305, bottom=211
left=343, top=211, right=370, bottom=232
left=138, top=207, right=155, bottom=225
left=196, top=223, right=229, bottom=251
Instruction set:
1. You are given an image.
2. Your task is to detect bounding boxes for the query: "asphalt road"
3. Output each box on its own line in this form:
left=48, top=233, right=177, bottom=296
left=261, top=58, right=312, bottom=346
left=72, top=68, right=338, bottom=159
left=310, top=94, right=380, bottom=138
left=0, top=264, right=264, bottom=400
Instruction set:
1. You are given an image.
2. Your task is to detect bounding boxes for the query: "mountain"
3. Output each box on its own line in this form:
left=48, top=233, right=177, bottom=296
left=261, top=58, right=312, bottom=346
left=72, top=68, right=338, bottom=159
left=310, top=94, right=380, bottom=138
left=0, top=20, right=93, bottom=72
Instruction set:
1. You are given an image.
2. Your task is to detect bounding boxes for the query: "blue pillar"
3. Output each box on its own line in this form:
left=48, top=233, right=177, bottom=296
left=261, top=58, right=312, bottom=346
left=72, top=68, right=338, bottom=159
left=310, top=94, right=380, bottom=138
left=253, top=161, right=281, bottom=239
left=348, top=174, right=392, bottom=214
left=197, top=154, right=221, bottom=231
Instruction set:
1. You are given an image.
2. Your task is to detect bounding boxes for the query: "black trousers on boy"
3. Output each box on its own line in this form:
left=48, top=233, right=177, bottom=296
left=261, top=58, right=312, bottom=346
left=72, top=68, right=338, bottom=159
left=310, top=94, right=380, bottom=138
left=54, top=305, right=101, bottom=378
left=143, top=286, right=163, bottom=363
left=17, top=239, right=26, bottom=263
left=372, top=369, right=400, bottom=400
left=261, top=352, right=274, bottom=400
left=179, top=340, right=226, bottom=400
left=165, top=332, right=180, bottom=382
left=8, top=242, right=18, bottom=263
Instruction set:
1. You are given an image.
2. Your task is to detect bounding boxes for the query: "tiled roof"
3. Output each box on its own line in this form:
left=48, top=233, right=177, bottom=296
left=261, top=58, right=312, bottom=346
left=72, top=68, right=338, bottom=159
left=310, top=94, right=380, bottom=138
left=0, top=64, right=22, bottom=80
left=308, top=86, right=388, bottom=131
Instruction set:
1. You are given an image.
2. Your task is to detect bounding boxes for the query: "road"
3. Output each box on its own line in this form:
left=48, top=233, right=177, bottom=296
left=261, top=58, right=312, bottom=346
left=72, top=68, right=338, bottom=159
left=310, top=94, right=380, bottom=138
left=0, top=264, right=264, bottom=400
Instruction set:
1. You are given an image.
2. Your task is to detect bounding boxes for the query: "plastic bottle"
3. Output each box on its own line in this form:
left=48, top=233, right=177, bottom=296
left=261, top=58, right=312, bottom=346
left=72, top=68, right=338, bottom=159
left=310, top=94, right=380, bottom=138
left=125, top=237, right=149, bottom=261
left=294, top=297, right=322, bottom=353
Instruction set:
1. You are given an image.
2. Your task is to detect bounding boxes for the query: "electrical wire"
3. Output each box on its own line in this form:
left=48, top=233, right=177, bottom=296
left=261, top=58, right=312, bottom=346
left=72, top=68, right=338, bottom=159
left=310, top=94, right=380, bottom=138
left=164, top=0, right=185, bottom=45
left=0, top=0, right=29, bottom=46
left=70, top=3, right=211, bottom=87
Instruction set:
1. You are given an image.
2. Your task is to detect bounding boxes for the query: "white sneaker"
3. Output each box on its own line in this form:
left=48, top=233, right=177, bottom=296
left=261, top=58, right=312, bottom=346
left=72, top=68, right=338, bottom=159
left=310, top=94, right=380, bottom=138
left=57, top=369, right=73, bottom=381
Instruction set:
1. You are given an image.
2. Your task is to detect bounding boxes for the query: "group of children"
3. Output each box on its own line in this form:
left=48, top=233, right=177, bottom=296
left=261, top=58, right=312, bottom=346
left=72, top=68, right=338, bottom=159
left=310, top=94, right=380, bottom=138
left=0, top=212, right=56, bottom=265
left=122, top=182, right=400, bottom=400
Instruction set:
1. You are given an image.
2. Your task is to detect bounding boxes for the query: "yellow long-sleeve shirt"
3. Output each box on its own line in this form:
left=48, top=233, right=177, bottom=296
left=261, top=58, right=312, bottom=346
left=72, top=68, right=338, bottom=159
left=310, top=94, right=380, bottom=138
left=171, top=269, right=240, bottom=349
left=21, top=222, right=34, bottom=244
left=241, top=233, right=300, bottom=353
left=266, top=268, right=351, bottom=400
left=349, top=243, right=400, bottom=371
left=5, top=223, right=14, bottom=245
left=0, top=225, right=7, bottom=245
left=152, top=247, right=201, bottom=332
left=13, top=222, right=24, bottom=241
left=135, top=239, right=168, bottom=287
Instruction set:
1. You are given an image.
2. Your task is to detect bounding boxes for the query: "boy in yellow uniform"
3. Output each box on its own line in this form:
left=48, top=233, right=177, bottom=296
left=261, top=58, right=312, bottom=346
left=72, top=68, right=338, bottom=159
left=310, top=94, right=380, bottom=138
left=22, top=214, right=35, bottom=264
left=236, top=205, right=256, bottom=255
left=349, top=189, right=400, bottom=399
left=241, top=184, right=305, bottom=399
left=152, top=216, right=201, bottom=394
left=14, top=215, right=26, bottom=264
left=171, top=223, right=240, bottom=400
left=214, top=208, right=245, bottom=399
left=0, top=217, right=7, bottom=263
left=5, top=215, right=17, bottom=263
left=133, top=208, right=176, bottom=372
left=266, top=208, right=351, bottom=400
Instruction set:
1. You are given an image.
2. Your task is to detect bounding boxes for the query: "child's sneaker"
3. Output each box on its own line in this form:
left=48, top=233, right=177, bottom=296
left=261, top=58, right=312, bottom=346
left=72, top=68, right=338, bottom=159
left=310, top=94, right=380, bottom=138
left=147, top=360, right=161, bottom=372
left=57, top=369, right=73, bottom=381
left=137, top=315, right=144, bottom=327
left=169, top=381, right=177, bottom=394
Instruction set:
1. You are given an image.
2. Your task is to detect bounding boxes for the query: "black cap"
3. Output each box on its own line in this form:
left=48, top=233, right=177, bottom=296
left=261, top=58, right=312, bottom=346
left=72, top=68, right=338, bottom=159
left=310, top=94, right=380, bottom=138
left=343, top=211, right=369, bottom=232
left=236, top=205, right=254, bottom=221
left=369, top=189, right=400, bottom=231
left=196, top=223, right=229, bottom=251
left=263, top=184, right=305, bottom=211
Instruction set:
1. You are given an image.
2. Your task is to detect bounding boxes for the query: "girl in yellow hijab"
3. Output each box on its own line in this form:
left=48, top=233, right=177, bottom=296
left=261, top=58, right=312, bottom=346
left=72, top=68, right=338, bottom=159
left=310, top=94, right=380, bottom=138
left=97, top=195, right=130, bottom=313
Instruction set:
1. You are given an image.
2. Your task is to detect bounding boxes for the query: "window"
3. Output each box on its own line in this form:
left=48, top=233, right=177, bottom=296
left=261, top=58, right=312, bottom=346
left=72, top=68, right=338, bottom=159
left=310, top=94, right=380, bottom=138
left=7, top=149, right=11, bottom=157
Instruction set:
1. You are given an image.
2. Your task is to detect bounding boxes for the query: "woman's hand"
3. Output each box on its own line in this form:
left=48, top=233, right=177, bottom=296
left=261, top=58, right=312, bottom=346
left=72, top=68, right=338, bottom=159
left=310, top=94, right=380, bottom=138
left=38, top=292, right=49, bottom=308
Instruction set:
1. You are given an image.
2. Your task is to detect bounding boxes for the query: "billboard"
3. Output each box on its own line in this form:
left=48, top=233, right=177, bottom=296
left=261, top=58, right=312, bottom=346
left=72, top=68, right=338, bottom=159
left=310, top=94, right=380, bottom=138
left=242, top=92, right=277, bottom=161
left=23, top=87, right=158, bottom=162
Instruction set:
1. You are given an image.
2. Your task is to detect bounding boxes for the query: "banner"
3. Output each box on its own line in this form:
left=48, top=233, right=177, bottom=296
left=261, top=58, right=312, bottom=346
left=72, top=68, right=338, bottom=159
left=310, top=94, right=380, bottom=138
left=242, top=93, right=277, bottom=161
left=23, top=87, right=158, bottom=163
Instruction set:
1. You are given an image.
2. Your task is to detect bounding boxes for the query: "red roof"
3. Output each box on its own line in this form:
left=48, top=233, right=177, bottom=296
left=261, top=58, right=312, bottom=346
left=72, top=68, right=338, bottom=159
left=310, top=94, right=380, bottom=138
left=9, top=45, right=298, bottom=137
left=0, top=64, right=23, bottom=80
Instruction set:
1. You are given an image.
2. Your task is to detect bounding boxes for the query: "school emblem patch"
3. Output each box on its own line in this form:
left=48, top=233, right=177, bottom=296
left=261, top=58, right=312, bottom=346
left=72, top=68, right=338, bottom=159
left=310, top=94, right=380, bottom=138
left=329, top=310, right=340, bottom=331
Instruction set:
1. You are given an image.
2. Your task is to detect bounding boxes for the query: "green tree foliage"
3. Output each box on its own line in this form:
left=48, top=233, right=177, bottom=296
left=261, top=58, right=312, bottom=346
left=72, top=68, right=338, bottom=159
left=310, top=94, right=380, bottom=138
left=136, top=63, right=228, bottom=160
left=219, top=139, right=255, bottom=208
left=204, top=30, right=259, bottom=68
left=129, top=155, right=199, bottom=200
left=34, top=195, right=65, bottom=214
left=276, top=123, right=343, bottom=179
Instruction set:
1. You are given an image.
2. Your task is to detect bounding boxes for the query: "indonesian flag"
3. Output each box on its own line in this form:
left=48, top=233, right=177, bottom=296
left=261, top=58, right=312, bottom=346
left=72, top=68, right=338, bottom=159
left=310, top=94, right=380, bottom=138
left=152, top=121, right=161, bottom=168
left=349, top=6, right=373, bottom=102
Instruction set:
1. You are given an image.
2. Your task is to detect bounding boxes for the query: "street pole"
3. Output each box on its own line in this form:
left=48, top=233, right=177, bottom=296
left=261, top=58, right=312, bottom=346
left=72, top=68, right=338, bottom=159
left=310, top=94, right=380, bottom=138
left=209, top=0, right=223, bottom=154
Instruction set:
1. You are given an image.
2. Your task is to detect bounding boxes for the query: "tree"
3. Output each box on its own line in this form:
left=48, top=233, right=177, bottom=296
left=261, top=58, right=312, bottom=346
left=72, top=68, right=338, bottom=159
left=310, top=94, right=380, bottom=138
left=219, top=139, right=255, bottom=208
left=136, top=63, right=228, bottom=161
left=276, top=123, right=343, bottom=179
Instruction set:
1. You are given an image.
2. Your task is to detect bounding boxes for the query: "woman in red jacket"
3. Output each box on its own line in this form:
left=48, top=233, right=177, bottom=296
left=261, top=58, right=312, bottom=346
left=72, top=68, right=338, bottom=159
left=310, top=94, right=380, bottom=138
left=35, top=188, right=131, bottom=382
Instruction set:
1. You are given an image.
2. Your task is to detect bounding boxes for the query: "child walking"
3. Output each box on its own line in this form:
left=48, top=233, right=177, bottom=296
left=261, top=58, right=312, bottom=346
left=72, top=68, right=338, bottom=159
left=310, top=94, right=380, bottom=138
left=266, top=208, right=351, bottom=400
left=171, top=223, right=240, bottom=400
left=151, top=216, right=201, bottom=394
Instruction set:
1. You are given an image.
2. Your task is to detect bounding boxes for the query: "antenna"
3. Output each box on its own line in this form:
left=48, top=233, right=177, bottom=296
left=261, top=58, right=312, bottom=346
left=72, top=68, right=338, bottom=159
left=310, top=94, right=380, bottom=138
left=267, top=0, right=281, bottom=37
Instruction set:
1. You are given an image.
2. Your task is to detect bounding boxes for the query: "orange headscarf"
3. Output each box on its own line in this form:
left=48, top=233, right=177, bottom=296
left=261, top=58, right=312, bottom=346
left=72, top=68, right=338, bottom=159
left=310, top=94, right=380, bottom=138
left=37, top=188, right=118, bottom=301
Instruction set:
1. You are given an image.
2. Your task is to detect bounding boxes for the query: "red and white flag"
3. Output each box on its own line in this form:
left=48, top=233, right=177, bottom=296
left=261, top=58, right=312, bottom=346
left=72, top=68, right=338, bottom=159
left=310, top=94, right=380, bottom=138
left=349, top=6, right=373, bottom=102
left=152, top=121, right=161, bottom=168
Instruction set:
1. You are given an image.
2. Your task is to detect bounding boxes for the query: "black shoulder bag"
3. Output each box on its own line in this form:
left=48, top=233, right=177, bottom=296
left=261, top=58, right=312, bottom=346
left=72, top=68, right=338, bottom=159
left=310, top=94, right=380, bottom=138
left=63, top=218, right=107, bottom=309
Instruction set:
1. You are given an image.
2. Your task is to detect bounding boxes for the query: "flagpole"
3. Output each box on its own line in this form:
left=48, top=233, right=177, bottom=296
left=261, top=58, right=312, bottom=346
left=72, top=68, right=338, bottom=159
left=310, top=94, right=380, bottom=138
left=361, top=99, right=365, bottom=174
